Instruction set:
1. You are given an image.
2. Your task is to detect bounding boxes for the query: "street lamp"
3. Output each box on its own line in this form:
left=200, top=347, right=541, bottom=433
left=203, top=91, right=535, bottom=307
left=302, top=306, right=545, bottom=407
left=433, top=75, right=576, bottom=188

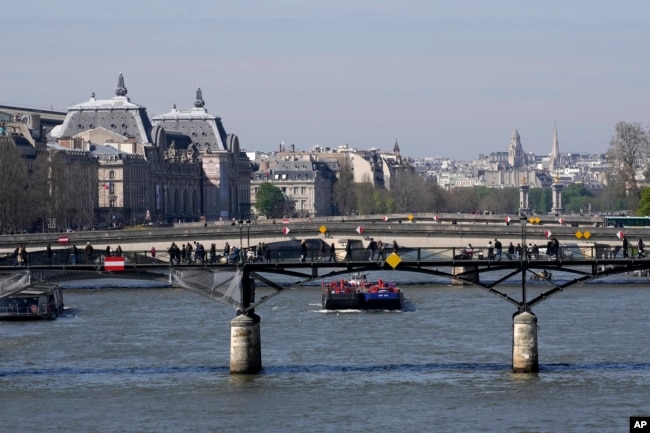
left=245, top=219, right=251, bottom=250
left=519, top=212, right=528, bottom=311
left=238, top=219, right=244, bottom=254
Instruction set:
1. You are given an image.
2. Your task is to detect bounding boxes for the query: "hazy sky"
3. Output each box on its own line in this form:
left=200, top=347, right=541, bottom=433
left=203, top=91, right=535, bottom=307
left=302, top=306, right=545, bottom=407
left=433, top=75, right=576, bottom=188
left=2, top=0, right=649, bottom=159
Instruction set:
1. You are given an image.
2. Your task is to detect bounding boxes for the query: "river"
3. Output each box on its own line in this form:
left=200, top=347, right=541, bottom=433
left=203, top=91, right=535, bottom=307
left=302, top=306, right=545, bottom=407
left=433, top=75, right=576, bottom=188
left=1, top=275, right=648, bottom=433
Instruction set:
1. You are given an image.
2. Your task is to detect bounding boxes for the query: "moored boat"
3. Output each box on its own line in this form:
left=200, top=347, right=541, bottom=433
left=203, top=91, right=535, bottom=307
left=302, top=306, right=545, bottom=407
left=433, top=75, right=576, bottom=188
left=0, top=283, right=64, bottom=320
left=322, top=273, right=403, bottom=310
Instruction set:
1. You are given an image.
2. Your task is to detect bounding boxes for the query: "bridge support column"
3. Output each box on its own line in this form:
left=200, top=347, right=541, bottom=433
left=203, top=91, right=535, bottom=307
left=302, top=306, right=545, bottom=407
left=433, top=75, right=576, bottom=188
left=512, top=310, right=539, bottom=373
left=230, top=312, right=262, bottom=374
left=451, top=265, right=480, bottom=285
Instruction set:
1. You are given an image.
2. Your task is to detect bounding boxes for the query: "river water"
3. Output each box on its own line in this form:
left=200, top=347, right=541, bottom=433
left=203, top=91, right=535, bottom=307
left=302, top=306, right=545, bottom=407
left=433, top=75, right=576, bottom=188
left=1, top=274, right=648, bottom=433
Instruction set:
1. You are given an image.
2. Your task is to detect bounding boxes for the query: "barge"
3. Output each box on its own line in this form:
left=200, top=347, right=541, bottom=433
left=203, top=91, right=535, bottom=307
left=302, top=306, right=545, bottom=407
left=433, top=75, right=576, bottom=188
left=322, top=273, right=403, bottom=310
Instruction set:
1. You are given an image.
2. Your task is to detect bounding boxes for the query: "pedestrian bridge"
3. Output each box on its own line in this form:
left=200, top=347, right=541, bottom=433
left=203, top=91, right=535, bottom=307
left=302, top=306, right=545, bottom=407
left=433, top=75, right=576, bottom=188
left=2, top=247, right=649, bottom=375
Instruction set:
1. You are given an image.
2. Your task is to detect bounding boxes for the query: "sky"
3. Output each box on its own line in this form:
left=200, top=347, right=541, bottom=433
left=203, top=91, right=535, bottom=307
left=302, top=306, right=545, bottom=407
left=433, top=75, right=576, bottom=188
left=2, top=0, right=649, bottom=160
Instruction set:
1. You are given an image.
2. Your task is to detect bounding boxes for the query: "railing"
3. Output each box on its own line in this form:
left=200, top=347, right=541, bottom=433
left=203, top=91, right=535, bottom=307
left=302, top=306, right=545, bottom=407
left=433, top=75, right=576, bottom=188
left=0, top=243, right=638, bottom=268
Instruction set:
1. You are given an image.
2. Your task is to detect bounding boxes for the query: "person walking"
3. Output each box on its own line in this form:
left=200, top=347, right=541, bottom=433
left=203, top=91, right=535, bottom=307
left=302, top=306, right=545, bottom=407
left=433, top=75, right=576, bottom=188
left=329, top=242, right=337, bottom=263
left=494, top=239, right=502, bottom=261
left=318, top=240, right=326, bottom=261
left=299, top=239, right=308, bottom=262
left=85, top=242, right=94, bottom=264
left=487, top=240, right=494, bottom=261
left=368, top=238, right=377, bottom=260
left=638, top=238, right=645, bottom=258
left=46, top=243, right=53, bottom=265
left=377, top=240, right=385, bottom=260
left=344, top=240, right=352, bottom=261
left=622, top=237, right=629, bottom=259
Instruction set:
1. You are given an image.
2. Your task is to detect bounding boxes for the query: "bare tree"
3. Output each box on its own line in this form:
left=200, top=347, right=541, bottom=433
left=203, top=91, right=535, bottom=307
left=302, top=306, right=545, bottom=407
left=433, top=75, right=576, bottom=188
left=389, top=169, right=425, bottom=212
left=333, top=158, right=356, bottom=215
left=0, top=139, right=29, bottom=233
left=607, top=121, right=649, bottom=203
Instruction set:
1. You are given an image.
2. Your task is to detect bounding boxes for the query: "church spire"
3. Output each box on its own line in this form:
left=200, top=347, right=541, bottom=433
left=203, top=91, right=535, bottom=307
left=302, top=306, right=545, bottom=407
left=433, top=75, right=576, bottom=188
left=194, top=86, right=205, bottom=108
left=115, top=73, right=128, bottom=97
left=550, top=123, right=560, bottom=169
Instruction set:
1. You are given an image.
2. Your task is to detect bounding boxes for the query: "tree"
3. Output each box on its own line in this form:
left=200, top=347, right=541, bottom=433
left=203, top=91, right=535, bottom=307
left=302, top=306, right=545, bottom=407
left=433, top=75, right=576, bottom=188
left=389, top=169, right=425, bottom=212
left=333, top=158, right=356, bottom=215
left=355, top=178, right=376, bottom=215
left=0, top=138, right=29, bottom=233
left=254, top=182, right=286, bottom=219
left=636, top=187, right=650, bottom=216
left=606, top=121, right=649, bottom=204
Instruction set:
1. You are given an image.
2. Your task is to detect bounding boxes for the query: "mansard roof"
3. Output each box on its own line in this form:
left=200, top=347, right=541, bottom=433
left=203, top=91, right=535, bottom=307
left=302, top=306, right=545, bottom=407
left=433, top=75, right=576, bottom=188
left=51, top=74, right=153, bottom=144
left=151, top=87, right=228, bottom=153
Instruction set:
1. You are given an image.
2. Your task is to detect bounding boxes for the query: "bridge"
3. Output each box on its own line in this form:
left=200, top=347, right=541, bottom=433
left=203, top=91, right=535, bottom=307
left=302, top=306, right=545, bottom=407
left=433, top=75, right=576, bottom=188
left=2, top=241, right=649, bottom=375
left=0, top=212, right=633, bottom=261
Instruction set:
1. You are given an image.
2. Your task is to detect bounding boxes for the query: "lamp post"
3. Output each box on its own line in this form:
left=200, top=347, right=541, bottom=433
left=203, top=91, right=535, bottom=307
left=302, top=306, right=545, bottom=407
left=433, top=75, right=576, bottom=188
left=519, top=213, right=528, bottom=311
left=246, top=219, right=251, bottom=250
left=238, top=219, right=244, bottom=251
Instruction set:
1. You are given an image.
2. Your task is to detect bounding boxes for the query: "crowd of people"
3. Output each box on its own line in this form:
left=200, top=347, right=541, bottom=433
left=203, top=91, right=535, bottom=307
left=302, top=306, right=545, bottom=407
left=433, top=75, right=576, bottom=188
left=7, top=235, right=649, bottom=267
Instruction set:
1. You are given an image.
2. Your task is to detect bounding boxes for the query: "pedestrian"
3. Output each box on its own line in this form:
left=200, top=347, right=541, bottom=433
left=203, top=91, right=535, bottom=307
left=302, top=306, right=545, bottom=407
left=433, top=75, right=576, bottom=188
left=299, top=239, right=307, bottom=262
left=115, top=245, right=123, bottom=257
left=622, top=237, right=629, bottom=259
left=210, top=243, right=217, bottom=263
left=18, top=245, right=27, bottom=266
left=507, top=242, right=515, bottom=260
left=344, top=240, right=352, bottom=261
left=638, top=238, right=645, bottom=258
left=318, top=240, right=326, bottom=261
left=487, top=240, right=494, bottom=260
left=368, top=238, right=377, bottom=260
left=150, top=246, right=156, bottom=263
left=46, top=243, right=53, bottom=265
left=85, top=242, right=94, bottom=264
left=71, top=245, right=78, bottom=265
left=494, top=238, right=502, bottom=261
left=105, top=245, right=111, bottom=257
left=329, top=242, right=337, bottom=263
left=392, top=240, right=399, bottom=255
left=377, top=240, right=385, bottom=260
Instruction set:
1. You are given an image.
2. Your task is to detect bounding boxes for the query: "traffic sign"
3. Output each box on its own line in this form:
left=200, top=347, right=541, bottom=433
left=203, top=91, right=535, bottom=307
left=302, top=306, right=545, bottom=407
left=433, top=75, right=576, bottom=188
left=617, top=230, right=625, bottom=239
left=58, top=236, right=69, bottom=244
left=356, top=226, right=364, bottom=234
left=544, top=229, right=552, bottom=238
left=382, top=215, right=388, bottom=222
left=505, top=216, right=511, bottom=223
left=319, top=225, right=327, bottom=234
left=282, top=218, right=291, bottom=224
left=385, top=252, right=402, bottom=269
left=434, top=215, right=440, bottom=222
left=282, top=227, right=290, bottom=235
left=558, top=218, right=565, bottom=225
left=407, top=214, right=414, bottom=221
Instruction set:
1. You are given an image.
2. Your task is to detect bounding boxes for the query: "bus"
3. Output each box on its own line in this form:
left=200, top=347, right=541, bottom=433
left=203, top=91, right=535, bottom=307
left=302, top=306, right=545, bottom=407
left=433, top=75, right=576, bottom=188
left=604, top=216, right=650, bottom=227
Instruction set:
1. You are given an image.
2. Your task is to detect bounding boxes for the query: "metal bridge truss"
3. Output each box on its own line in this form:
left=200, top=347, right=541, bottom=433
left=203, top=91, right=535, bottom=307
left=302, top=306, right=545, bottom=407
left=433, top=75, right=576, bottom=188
left=239, top=257, right=650, bottom=314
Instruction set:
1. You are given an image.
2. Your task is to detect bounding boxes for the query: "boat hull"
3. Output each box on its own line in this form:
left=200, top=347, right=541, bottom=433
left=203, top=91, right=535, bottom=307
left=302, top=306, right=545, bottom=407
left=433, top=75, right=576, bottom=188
left=0, top=284, right=64, bottom=320
left=322, top=290, right=403, bottom=310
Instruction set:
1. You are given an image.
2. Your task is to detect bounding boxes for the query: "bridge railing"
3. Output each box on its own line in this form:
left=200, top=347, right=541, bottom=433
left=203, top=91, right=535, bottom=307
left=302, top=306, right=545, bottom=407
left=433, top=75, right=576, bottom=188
left=0, top=243, right=633, bottom=268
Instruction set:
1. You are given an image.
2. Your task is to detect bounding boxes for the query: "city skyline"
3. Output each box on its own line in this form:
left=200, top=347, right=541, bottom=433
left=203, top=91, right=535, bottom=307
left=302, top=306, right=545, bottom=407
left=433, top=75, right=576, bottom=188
left=2, top=0, right=649, bottom=159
